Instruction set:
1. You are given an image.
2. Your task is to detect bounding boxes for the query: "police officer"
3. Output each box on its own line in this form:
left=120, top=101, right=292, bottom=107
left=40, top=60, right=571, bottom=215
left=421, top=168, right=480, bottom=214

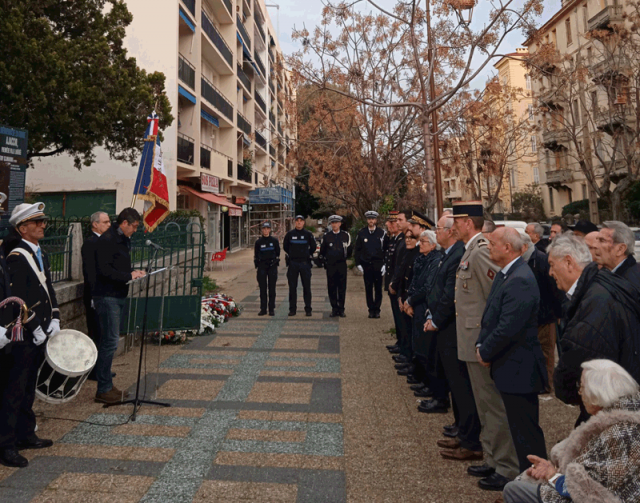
left=319, top=215, right=351, bottom=317
left=1, top=202, right=57, bottom=467
left=283, top=215, right=316, bottom=316
left=355, top=211, right=385, bottom=318
left=254, top=222, right=280, bottom=316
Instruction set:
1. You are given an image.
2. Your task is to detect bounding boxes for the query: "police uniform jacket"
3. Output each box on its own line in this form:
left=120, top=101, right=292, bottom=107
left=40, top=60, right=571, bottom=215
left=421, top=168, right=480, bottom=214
left=455, top=233, right=499, bottom=362
left=354, top=227, right=385, bottom=267
left=7, top=241, right=60, bottom=340
left=383, top=232, right=404, bottom=290
left=254, top=236, right=280, bottom=268
left=319, top=230, right=351, bottom=267
left=389, top=237, right=407, bottom=293
left=283, top=229, right=315, bottom=262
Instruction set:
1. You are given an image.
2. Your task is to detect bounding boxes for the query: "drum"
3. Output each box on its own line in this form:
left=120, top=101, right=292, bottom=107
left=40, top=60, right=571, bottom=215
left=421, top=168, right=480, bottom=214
left=36, top=329, right=97, bottom=404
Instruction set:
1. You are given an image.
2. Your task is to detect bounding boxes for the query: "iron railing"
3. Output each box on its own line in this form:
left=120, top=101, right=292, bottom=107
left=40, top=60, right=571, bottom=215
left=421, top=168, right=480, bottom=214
left=237, top=163, right=252, bottom=182
left=256, top=19, right=266, bottom=41
left=237, top=64, right=251, bottom=91
left=181, top=0, right=196, bottom=16
left=237, top=111, right=252, bottom=135
left=178, top=133, right=195, bottom=165
left=201, top=145, right=211, bottom=170
left=269, top=78, right=275, bottom=95
left=201, top=76, right=233, bottom=121
left=254, top=52, right=266, bottom=77
left=256, top=131, right=267, bottom=150
left=255, top=91, right=267, bottom=112
left=202, top=11, right=233, bottom=68
left=236, top=15, right=252, bottom=50
left=179, top=54, right=196, bottom=90
left=278, top=122, right=283, bottom=136
left=269, top=144, right=276, bottom=157
left=269, top=110, right=275, bottom=125
left=40, top=232, right=73, bottom=283
left=222, top=0, right=232, bottom=16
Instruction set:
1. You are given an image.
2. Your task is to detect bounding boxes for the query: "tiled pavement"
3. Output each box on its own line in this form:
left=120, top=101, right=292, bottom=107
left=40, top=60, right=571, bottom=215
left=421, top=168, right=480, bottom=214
left=0, top=264, right=579, bottom=502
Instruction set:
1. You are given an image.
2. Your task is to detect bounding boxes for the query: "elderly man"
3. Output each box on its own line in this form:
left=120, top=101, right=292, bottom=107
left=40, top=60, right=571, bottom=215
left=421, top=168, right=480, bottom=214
left=525, top=223, right=548, bottom=252
left=594, top=221, right=640, bottom=285
left=477, top=228, right=548, bottom=475
left=549, top=221, right=566, bottom=241
left=584, top=231, right=600, bottom=262
left=548, top=234, right=640, bottom=424
left=355, top=211, right=385, bottom=318
left=451, top=201, right=519, bottom=490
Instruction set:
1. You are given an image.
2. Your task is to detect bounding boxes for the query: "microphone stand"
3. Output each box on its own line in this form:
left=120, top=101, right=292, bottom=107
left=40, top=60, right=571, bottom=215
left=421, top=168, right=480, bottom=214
left=105, top=245, right=170, bottom=419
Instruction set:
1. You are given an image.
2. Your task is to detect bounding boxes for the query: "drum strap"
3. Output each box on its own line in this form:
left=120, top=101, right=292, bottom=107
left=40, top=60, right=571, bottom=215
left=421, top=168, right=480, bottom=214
left=11, top=248, right=53, bottom=319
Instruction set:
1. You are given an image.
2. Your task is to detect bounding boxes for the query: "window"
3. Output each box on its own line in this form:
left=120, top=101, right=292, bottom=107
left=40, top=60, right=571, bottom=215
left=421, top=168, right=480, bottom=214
left=573, top=99, right=581, bottom=126
left=526, top=74, right=532, bottom=90
left=531, top=135, right=538, bottom=153
left=451, top=179, right=456, bottom=191
left=533, top=167, right=540, bottom=184
left=582, top=184, right=588, bottom=200
left=583, top=6, right=589, bottom=33
left=591, top=91, right=598, bottom=113
left=528, top=104, right=534, bottom=121
left=566, top=17, right=573, bottom=45
left=549, top=187, right=555, bottom=211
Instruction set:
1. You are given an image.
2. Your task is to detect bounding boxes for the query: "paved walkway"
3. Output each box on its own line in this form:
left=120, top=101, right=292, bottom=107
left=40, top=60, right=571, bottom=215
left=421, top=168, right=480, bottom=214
left=0, top=263, right=577, bottom=502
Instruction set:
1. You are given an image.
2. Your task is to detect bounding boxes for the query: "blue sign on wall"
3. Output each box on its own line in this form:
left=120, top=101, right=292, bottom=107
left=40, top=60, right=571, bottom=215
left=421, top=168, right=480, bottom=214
left=0, top=125, right=29, bottom=221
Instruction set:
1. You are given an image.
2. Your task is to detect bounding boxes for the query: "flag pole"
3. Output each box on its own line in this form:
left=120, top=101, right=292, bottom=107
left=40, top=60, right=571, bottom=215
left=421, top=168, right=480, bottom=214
left=132, top=110, right=158, bottom=208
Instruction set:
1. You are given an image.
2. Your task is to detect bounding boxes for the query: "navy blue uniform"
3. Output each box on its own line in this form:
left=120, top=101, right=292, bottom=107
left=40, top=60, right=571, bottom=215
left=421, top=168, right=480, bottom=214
left=254, top=236, right=280, bottom=313
left=355, top=227, right=385, bottom=316
left=283, top=229, right=315, bottom=314
left=319, top=230, right=351, bottom=315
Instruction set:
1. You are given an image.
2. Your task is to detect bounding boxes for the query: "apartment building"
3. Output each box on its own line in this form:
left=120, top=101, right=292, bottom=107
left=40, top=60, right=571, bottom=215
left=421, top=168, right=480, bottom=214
left=26, top=0, right=296, bottom=251
left=525, top=0, right=634, bottom=220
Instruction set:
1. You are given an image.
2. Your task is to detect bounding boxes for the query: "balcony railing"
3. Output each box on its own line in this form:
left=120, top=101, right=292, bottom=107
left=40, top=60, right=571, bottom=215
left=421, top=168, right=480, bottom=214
left=201, top=76, right=233, bottom=121
left=588, top=4, right=624, bottom=32
left=269, top=78, right=275, bottom=95
left=201, top=145, right=211, bottom=170
left=222, top=0, right=232, bottom=16
left=269, top=111, right=275, bottom=126
left=181, top=0, right=195, bottom=16
left=256, top=131, right=267, bottom=150
left=277, top=122, right=283, bottom=136
left=254, top=51, right=266, bottom=77
left=237, top=15, right=252, bottom=51
left=269, top=144, right=276, bottom=158
left=202, top=11, right=233, bottom=68
left=237, top=163, right=252, bottom=183
left=256, top=19, right=266, bottom=41
left=255, top=91, right=267, bottom=113
left=542, top=129, right=570, bottom=147
left=237, top=64, right=251, bottom=91
left=178, top=54, right=196, bottom=90
left=237, top=111, right=252, bottom=135
left=228, top=159, right=233, bottom=178
left=546, top=169, right=573, bottom=185
left=178, top=133, right=195, bottom=165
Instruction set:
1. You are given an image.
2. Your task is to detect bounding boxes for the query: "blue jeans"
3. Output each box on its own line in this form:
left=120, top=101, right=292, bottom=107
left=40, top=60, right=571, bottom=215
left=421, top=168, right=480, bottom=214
left=94, top=296, right=126, bottom=394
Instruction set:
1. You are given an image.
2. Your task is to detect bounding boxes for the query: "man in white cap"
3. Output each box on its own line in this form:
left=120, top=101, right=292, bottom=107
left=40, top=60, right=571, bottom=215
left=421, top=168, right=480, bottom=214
left=2, top=202, right=58, bottom=467
left=355, top=211, right=385, bottom=318
left=283, top=215, right=316, bottom=316
left=319, top=215, right=352, bottom=317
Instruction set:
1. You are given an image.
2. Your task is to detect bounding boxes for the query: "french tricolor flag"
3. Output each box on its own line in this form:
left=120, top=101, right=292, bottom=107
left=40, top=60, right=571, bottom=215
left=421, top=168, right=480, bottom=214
left=133, top=111, right=170, bottom=232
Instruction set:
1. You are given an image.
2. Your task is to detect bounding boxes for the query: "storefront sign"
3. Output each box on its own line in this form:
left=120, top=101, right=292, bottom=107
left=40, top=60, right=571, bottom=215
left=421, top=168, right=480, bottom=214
left=201, top=173, right=220, bottom=194
left=229, top=208, right=243, bottom=217
left=0, top=125, right=28, bottom=220
left=242, top=204, right=248, bottom=212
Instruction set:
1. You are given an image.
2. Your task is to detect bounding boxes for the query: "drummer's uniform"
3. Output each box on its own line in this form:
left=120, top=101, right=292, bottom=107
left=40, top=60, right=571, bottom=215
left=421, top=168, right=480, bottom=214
left=5, top=241, right=59, bottom=444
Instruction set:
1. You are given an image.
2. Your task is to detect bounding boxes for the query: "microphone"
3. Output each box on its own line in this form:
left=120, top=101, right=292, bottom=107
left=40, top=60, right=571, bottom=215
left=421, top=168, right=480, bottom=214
left=145, top=239, right=164, bottom=251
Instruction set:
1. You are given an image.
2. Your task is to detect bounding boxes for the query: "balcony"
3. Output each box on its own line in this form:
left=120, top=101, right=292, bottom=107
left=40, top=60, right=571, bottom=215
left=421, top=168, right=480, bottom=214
left=542, top=129, right=570, bottom=150
left=254, top=52, right=266, bottom=77
left=256, top=19, right=266, bottom=42
left=255, top=91, right=267, bottom=113
left=269, top=144, right=276, bottom=158
left=200, top=145, right=211, bottom=170
left=269, top=78, right=275, bottom=95
left=201, top=76, right=233, bottom=122
left=237, top=64, right=252, bottom=93
left=269, top=110, right=275, bottom=126
left=256, top=131, right=267, bottom=151
left=181, top=0, right=195, bottom=16
left=178, top=54, right=196, bottom=90
left=237, top=163, right=252, bottom=183
left=202, top=11, right=233, bottom=69
left=178, top=133, right=195, bottom=165
left=594, top=106, right=636, bottom=135
left=546, top=169, right=573, bottom=187
left=588, top=5, right=624, bottom=32
left=222, top=0, right=232, bottom=16
left=277, top=122, right=283, bottom=136
left=237, top=111, right=252, bottom=135
left=237, top=15, right=252, bottom=51
left=591, top=55, right=631, bottom=83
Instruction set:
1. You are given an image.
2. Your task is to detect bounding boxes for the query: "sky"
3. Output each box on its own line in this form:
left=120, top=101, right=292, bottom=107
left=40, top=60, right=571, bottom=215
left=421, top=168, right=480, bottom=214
left=267, top=0, right=564, bottom=89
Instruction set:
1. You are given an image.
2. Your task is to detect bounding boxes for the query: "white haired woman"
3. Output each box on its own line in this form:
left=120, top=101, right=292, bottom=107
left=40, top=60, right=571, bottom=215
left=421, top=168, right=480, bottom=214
left=502, top=359, right=640, bottom=503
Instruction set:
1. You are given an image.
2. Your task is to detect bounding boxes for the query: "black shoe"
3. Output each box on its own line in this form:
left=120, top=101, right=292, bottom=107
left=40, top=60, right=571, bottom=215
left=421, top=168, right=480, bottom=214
left=339, top=311, right=346, bottom=318
left=417, top=398, right=449, bottom=414
left=443, top=423, right=457, bottom=432
left=305, top=311, right=312, bottom=317
left=368, top=313, right=373, bottom=318
left=0, top=449, right=28, bottom=468
left=478, top=472, right=511, bottom=491
left=467, top=464, right=496, bottom=478
left=394, top=362, right=412, bottom=370
left=406, top=375, right=421, bottom=384
left=392, top=355, right=410, bottom=363
left=397, top=366, right=416, bottom=376
left=258, top=310, right=267, bottom=316
left=443, top=427, right=459, bottom=438
left=288, top=311, right=296, bottom=316
left=386, top=344, right=399, bottom=350
left=329, top=311, right=338, bottom=318
left=112, top=372, right=116, bottom=378
left=409, top=383, right=426, bottom=392
left=414, top=388, right=434, bottom=398
left=388, top=347, right=400, bottom=354
left=16, top=436, right=53, bottom=450
left=269, top=311, right=275, bottom=316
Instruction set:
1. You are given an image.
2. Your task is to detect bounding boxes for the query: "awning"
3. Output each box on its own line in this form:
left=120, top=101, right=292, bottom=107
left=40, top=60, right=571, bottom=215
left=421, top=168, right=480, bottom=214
left=242, top=135, right=251, bottom=147
left=178, top=85, right=196, bottom=104
left=237, top=33, right=253, bottom=62
left=180, top=186, right=243, bottom=216
left=179, top=7, right=195, bottom=31
left=201, top=110, right=219, bottom=127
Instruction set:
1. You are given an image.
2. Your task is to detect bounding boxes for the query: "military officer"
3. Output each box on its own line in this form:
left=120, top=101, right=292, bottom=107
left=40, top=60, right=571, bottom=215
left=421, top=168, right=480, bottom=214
left=355, top=211, right=385, bottom=318
left=2, top=202, right=58, bottom=467
left=451, top=201, right=519, bottom=491
left=383, top=211, right=402, bottom=292
left=319, top=215, right=351, bottom=317
left=254, top=222, right=280, bottom=316
left=283, top=215, right=316, bottom=316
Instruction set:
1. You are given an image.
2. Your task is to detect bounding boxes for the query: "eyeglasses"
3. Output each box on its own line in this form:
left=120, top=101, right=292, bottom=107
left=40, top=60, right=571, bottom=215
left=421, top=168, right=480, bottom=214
left=435, top=226, right=451, bottom=231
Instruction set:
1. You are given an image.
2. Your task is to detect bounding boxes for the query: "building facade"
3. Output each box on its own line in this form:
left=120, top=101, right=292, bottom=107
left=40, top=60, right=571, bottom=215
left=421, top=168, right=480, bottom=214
left=26, top=0, right=296, bottom=251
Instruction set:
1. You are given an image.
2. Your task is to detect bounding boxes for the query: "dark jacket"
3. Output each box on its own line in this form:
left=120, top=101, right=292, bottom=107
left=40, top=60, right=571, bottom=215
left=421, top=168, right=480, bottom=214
left=254, top=235, right=280, bottom=268
left=614, top=255, right=640, bottom=290
left=0, top=248, right=14, bottom=329
left=383, top=232, right=404, bottom=291
left=319, top=230, right=351, bottom=267
left=425, top=241, right=465, bottom=348
left=94, top=224, right=133, bottom=299
left=535, top=238, right=549, bottom=253
left=81, top=232, right=100, bottom=300
left=397, top=247, right=419, bottom=302
left=7, top=241, right=60, bottom=339
left=389, top=237, right=407, bottom=293
left=354, top=227, right=385, bottom=266
left=477, top=257, right=547, bottom=394
left=527, top=246, right=564, bottom=324
left=283, top=228, right=315, bottom=262
left=406, top=249, right=442, bottom=308
left=555, top=263, right=640, bottom=405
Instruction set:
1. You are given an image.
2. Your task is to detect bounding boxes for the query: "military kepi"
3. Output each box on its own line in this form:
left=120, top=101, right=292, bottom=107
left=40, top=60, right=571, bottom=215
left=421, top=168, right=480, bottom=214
left=9, top=202, right=47, bottom=227
left=386, top=210, right=399, bottom=222
left=451, top=201, right=484, bottom=218
left=408, top=211, right=434, bottom=229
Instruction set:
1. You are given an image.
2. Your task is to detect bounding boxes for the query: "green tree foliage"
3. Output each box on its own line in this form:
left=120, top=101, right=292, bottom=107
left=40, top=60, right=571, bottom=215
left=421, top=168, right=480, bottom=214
left=0, top=0, right=173, bottom=168
left=510, top=184, right=547, bottom=222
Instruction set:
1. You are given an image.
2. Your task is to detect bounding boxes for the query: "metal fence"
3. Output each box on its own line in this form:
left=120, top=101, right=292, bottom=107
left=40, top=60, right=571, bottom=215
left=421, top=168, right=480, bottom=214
left=41, top=227, right=73, bottom=283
